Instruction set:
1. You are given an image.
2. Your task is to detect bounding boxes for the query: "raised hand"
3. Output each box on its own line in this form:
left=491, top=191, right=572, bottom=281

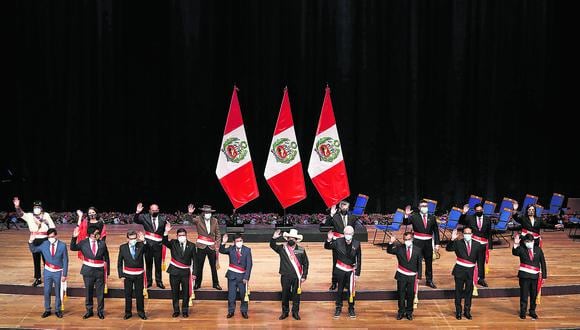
left=514, top=233, right=521, bottom=245
left=222, top=233, right=228, bottom=243
left=513, top=202, right=519, bottom=211
left=462, top=204, right=470, bottom=214
left=137, top=231, right=145, bottom=241
left=404, top=205, right=412, bottom=216
left=330, top=204, right=337, bottom=216
left=327, top=230, right=334, bottom=241
left=451, top=228, right=458, bottom=240
left=188, top=204, right=195, bottom=214
left=390, top=235, right=397, bottom=244
left=273, top=229, right=282, bottom=239
left=76, top=209, right=83, bottom=219
left=13, top=197, right=20, bottom=208
left=136, top=202, right=144, bottom=214
left=73, top=226, right=80, bottom=238
left=165, top=221, right=172, bottom=233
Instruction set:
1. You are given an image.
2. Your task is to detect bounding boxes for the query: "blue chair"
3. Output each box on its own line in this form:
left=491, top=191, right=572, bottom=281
left=569, top=215, right=580, bottom=241
left=467, top=195, right=483, bottom=215
left=423, top=198, right=438, bottom=215
left=372, top=208, right=404, bottom=246
left=372, top=224, right=388, bottom=245
left=521, top=194, right=539, bottom=214
left=352, top=194, right=369, bottom=216
left=483, top=201, right=496, bottom=217
left=492, top=208, right=512, bottom=248
left=499, top=197, right=517, bottom=212
left=535, top=204, right=544, bottom=218
left=546, top=193, right=565, bottom=215
left=439, top=207, right=462, bottom=244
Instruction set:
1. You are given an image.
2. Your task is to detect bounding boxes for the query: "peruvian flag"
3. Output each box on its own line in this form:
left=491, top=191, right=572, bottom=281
left=307, top=86, right=350, bottom=207
left=264, top=88, right=307, bottom=209
left=215, top=87, right=259, bottom=209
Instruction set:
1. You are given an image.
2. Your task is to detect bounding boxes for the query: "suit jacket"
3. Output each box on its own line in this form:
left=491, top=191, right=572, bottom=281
left=219, top=244, right=253, bottom=281
left=163, top=235, right=197, bottom=277
left=270, top=238, right=309, bottom=279
left=459, top=214, right=492, bottom=242
left=193, top=216, right=221, bottom=250
left=446, top=239, right=483, bottom=279
left=328, top=212, right=358, bottom=234
left=324, top=238, right=362, bottom=276
left=512, top=213, right=553, bottom=236
left=70, top=237, right=110, bottom=277
left=133, top=213, right=167, bottom=247
left=29, top=240, right=69, bottom=277
left=403, top=213, right=441, bottom=245
left=387, top=243, right=422, bottom=281
left=117, top=242, right=148, bottom=278
left=512, top=245, right=547, bottom=279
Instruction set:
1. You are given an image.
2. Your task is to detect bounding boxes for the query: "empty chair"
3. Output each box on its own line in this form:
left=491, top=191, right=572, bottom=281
left=499, top=197, right=517, bottom=211
left=467, top=195, right=483, bottom=215
left=439, top=207, right=462, bottom=244
left=492, top=208, right=512, bottom=248
left=372, top=208, right=405, bottom=247
left=547, top=193, right=565, bottom=215
left=521, top=194, right=539, bottom=214
left=483, top=201, right=497, bottom=217
left=423, top=198, right=438, bottom=215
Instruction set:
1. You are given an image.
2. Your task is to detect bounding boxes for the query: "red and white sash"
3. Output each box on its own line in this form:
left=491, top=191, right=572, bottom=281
left=123, top=266, right=145, bottom=275
left=456, top=257, right=476, bottom=268
left=82, top=257, right=105, bottom=268
left=228, top=264, right=246, bottom=274
left=521, top=229, right=541, bottom=239
left=396, top=265, right=417, bottom=276
left=283, top=244, right=303, bottom=293
left=332, top=232, right=345, bottom=240
left=144, top=231, right=163, bottom=242
left=336, top=260, right=357, bottom=302
left=45, top=261, right=63, bottom=272
left=413, top=232, right=433, bottom=241
left=336, top=260, right=355, bottom=272
left=197, top=235, right=215, bottom=246
left=169, top=258, right=192, bottom=270
left=32, top=231, right=48, bottom=239
left=472, top=235, right=488, bottom=245
left=519, top=263, right=541, bottom=275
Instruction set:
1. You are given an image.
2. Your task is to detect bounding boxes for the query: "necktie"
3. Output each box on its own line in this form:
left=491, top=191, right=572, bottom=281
left=51, top=243, right=55, bottom=257
left=91, top=240, right=97, bottom=256
left=422, top=214, right=427, bottom=229
left=182, top=243, right=186, bottom=253
left=343, top=215, right=347, bottom=228
left=130, top=245, right=135, bottom=259
left=237, top=248, right=241, bottom=263
left=406, top=247, right=411, bottom=261
left=467, top=241, right=471, bottom=255
left=153, top=218, right=158, bottom=231
left=477, top=217, right=482, bottom=231
left=529, top=249, right=534, bottom=261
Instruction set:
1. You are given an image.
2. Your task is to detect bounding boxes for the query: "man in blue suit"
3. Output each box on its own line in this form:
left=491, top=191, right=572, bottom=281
left=28, top=228, right=69, bottom=318
left=219, top=233, right=253, bottom=319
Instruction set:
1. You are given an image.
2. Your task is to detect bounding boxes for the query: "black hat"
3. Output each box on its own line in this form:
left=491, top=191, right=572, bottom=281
left=522, top=233, right=534, bottom=242
left=33, top=201, right=43, bottom=207
left=199, top=205, right=216, bottom=212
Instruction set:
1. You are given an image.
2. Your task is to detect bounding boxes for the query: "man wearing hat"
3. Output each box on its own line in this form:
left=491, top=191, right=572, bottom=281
left=322, top=200, right=358, bottom=291
left=13, top=197, right=56, bottom=287
left=270, top=228, right=309, bottom=320
left=134, top=202, right=167, bottom=289
left=324, top=225, right=361, bottom=319
left=513, top=233, right=547, bottom=320
left=187, top=204, right=222, bottom=290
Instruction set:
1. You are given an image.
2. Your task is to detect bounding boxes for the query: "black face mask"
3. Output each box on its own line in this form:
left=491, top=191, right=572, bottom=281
left=475, top=211, right=483, bottom=217
left=340, top=209, right=348, bottom=215
left=89, top=214, right=97, bottom=219
left=150, top=212, right=159, bottom=218
left=287, top=240, right=296, bottom=247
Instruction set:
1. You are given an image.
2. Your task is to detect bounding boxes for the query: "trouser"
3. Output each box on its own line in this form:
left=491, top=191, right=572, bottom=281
left=414, top=239, right=433, bottom=281
left=124, top=275, right=145, bottom=314
left=170, top=274, right=190, bottom=313
left=32, top=238, right=47, bottom=279
left=331, top=250, right=338, bottom=284
left=144, top=244, right=163, bottom=284
left=454, top=276, right=474, bottom=314
left=519, top=278, right=538, bottom=315
left=477, top=245, right=486, bottom=280
left=397, top=277, right=415, bottom=315
left=227, top=277, right=248, bottom=313
left=281, top=274, right=300, bottom=313
left=335, top=271, right=355, bottom=309
left=43, top=270, right=62, bottom=312
left=83, top=274, right=105, bottom=313
left=195, top=246, right=219, bottom=286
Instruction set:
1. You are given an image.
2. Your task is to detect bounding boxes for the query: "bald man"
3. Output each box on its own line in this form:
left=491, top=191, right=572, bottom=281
left=134, top=202, right=167, bottom=289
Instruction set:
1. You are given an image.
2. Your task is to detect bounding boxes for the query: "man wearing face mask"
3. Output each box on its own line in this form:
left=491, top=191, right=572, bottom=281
left=322, top=200, right=358, bottom=291
left=28, top=228, right=68, bottom=318
left=446, top=227, right=483, bottom=320
left=387, top=232, right=422, bottom=320
left=513, top=233, right=547, bottom=320
left=117, top=230, right=148, bottom=320
left=324, top=225, right=361, bottom=319
left=403, top=200, right=440, bottom=288
left=459, top=203, right=492, bottom=287
left=220, top=233, right=253, bottom=319
left=512, top=202, right=563, bottom=247
left=13, top=197, right=56, bottom=287
left=134, top=202, right=167, bottom=289
left=187, top=204, right=222, bottom=290
left=271, top=228, right=309, bottom=320
left=70, top=226, right=110, bottom=319
left=163, top=223, right=197, bottom=318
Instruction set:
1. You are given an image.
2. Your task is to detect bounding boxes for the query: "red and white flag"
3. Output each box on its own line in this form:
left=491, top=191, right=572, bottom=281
left=264, top=88, right=306, bottom=209
left=307, top=86, right=350, bottom=207
left=216, top=87, right=259, bottom=209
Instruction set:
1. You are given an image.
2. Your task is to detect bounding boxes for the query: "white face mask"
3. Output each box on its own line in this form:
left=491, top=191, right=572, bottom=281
left=33, top=208, right=42, bottom=215
left=344, top=234, right=353, bottom=241
left=420, top=207, right=429, bottom=214
left=525, top=242, right=534, bottom=249
left=48, top=237, right=57, bottom=244
left=463, top=234, right=472, bottom=242
left=404, top=240, right=413, bottom=248
left=129, top=239, right=137, bottom=246
left=203, top=213, right=211, bottom=220
left=178, top=236, right=187, bottom=243
left=235, top=241, right=243, bottom=248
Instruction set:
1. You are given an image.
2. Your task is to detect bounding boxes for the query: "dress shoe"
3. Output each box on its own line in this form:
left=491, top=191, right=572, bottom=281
left=396, top=313, right=404, bottom=320
left=279, top=312, right=289, bottom=320
left=227, top=312, right=234, bottom=318
left=182, top=312, right=189, bottom=318
left=426, top=280, right=437, bottom=289
left=241, top=312, right=249, bottom=319
left=349, top=309, right=356, bottom=319
left=124, top=313, right=132, bottom=320
left=463, top=312, right=472, bottom=320
left=478, top=279, right=488, bottom=287
left=32, top=279, right=42, bottom=287
left=138, top=313, right=147, bottom=320
left=292, top=312, right=301, bottom=320
left=455, top=313, right=462, bottom=320
left=213, top=284, right=222, bottom=290
left=529, top=312, right=538, bottom=320
left=97, top=311, right=105, bottom=319
left=329, top=282, right=337, bottom=291
left=156, top=281, right=165, bottom=289
left=41, top=311, right=51, bottom=318
left=83, top=311, right=94, bottom=319
left=172, top=312, right=180, bottom=318
left=334, top=308, right=341, bottom=318
left=406, top=313, right=413, bottom=320
left=55, top=311, right=63, bottom=318
left=519, top=314, right=526, bottom=320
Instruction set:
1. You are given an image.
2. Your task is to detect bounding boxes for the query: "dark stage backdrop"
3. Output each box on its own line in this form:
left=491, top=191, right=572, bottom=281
left=3, top=0, right=577, bottom=214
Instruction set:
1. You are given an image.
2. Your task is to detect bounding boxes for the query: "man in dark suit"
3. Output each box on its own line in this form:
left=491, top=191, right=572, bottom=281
left=187, top=204, right=222, bottom=290
left=512, top=202, right=563, bottom=247
left=324, top=225, right=362, bottom=319
left=323, top=200, right=358, bottom=290
left=459, top=203, right=492, bottom=287
left=513, top=233, right=547, bottom=320
left=134, top=202, right=167, bottom=289
left=270, top=228, right=309, bottom=321
left=117, top=230, right=148, bottom=320
left=70, top=226, right=110, bottom=319
left=446, top=227, right=483, bottom=320
left=163, top=223, right=197, bottom=318
left=403, top=200, right=440, bottom=288
left=28, top=228, right=68, bottom=318
left=219, top=233, right=253, bottom=319
left=387, top=232, right=422, bottom=320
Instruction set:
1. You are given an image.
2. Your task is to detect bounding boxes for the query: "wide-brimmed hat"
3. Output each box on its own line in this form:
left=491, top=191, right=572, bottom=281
left=33, top=201, right=43, bottom=207
left=283, top=229, right=303, bottom=242
left=199, top=205, right=216, bottom=213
